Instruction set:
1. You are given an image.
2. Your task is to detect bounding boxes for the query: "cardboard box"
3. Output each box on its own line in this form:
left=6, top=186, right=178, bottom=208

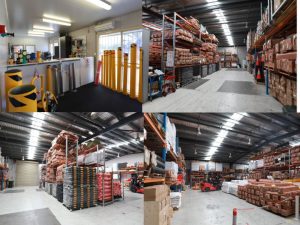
left=144, top=185, right=169, bottom=202
left=144, top=203, right=169, bottom=225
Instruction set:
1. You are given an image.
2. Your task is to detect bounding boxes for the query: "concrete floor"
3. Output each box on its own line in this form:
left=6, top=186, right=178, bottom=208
left=0, top=186, right=143, bottom=225
left=172, top=190, right=298, bottom=225
left=143, top=69, right=283, bottom=112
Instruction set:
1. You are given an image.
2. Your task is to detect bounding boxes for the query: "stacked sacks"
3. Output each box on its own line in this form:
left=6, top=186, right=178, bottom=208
left=113, top=181, right=122, bottom=198
left=57, top=184, right=64, bottom=202
left=97, top=173, right=112, bottom=202
left=63, top=167, right=97, bottom=210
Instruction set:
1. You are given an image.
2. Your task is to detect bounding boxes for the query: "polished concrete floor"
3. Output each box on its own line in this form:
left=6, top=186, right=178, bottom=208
left=172, top=190, right=298, bottom=225
left=143, top=69, right=283, bottom=112
left=0, top=186, right=143, bottom=225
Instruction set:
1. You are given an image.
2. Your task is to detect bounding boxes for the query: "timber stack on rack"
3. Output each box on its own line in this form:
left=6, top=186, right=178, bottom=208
left=144, top=185, right=173, bottom=225
left=237, top=180, right=300, bottom=217
left=247, top=0, right=297, bottom=107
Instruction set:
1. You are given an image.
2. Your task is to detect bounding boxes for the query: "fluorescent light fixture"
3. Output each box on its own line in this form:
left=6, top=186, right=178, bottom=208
left=32, top=120, right=43, bottom=128
left=33, top=112, right=45, bottom=120
left=88, top=131, right=94, bottom=135
left=204, top=156, right=211, bottom=161
left=290, top=140, right=300, bottom=147
left=33, top=25, right=54, bottom=31
left=30, top=129, right=40, bottom=137
left=28, top=147, right=36, bottom=159
left=223, top=121, right=235, bottom=129
left=28, top=34, right=45, bottom=37
left=43, top=18, right=71, bottom=26
left=86, top=0, right=112, bottom=10
left=222, top=24, right=229, bottom=29
left=218, top=130, right=228, bottom=138
left=82, top=135, right=87, bottom=139
left=231, top=113, right=244, bottom=121
left=33, top=29, right=54, bottom=33
left=43, top=14, right=71, bottom=23
left=212, top=141, right=222, bottom=147
left=207, top=147, right=218, bottom=156
left=28, top=31, right=45, bottom=35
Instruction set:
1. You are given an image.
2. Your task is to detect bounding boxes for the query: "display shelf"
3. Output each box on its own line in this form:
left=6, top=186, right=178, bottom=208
left=248, top=0, right=296, bottom=54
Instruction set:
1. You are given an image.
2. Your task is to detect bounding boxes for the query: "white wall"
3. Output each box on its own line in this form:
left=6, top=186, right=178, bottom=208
left=105, top=153, right=143, bottom=171
left=69, top=10, right=142, bottom=58
left=219, top=46, right=247, bottom=64
left=9, top=36, right=49, bottom=52
left=0, top=0, right=9, bottom=65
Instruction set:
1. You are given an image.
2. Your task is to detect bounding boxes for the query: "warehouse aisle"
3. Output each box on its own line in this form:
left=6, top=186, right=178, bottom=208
left=0, top=187, right=143, bottom=225
left=173, top=190, right=298, bottom=225
left=143, top=69, right=283, bottom=112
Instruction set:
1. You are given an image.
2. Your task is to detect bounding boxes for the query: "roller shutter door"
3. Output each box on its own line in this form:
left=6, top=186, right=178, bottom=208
left=16, top=160, right=39, bottom=186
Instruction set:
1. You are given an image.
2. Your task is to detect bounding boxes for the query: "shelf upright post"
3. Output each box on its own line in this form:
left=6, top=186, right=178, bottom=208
left=289, top=148, right=291, bottom=178
left=162, top=14, right=165, bottom=73
left=162, top=113, right=167, bottom=162
left=173, top=12, right=176, bottom=81
left=76, top=140, right=79, bottom=167
left=65, top=136, right=68, bottom=167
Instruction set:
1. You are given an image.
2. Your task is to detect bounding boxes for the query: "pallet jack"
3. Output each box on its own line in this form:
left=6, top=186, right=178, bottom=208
left=130, top=173, right=144, bottom=194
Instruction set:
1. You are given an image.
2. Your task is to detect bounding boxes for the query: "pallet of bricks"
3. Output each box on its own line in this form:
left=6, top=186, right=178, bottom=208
left=264, top=34, right=297, bottom=106
left=291, top=146, right=300, bottom=165
left=238, top=180, right=300, bottom=217
left=224, top=52, right=232, bottom=68
left=63, top=166, right=97, bottom=210
left=45, top=130, right=79, bottom=200
left=150, top=31, right=162, bottom=66
left=144, top=185, right=173, bottom=225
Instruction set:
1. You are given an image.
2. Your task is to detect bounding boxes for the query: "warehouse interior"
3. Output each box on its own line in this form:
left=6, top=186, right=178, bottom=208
left=142, top=0, right=297, bottom=113
left=0, top=0, right=143, bottom=112
left=144, top=113, right=300, bottom=225
left=0, top=112, right=144, bottom=225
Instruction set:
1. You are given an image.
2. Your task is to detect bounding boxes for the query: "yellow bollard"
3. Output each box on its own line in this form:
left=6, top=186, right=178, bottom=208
left=46, top=65, right=54, bottom=93
left=103, top=51, right=108, bottom=87
left=111, top=50, right=116, bottom=91
left=8, top=84, right=37, bottom=112
left=129, top=43, right=137, bottom=99
left=107, top=50, right=111, bottom=89
left=5, top=69, right=23, bottom=112
left=138, top=48, right=143, bottom=103
left=123, top=53, right=129, bottom=95
left=117, top=47, right=122, bottom=92
left=100, top=55, right=104, bottom=85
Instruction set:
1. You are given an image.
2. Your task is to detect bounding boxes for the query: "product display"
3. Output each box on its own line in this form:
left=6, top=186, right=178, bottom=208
left=97, top=173, right=113, bottom=202
left=63, top=166, right=97, bottom=210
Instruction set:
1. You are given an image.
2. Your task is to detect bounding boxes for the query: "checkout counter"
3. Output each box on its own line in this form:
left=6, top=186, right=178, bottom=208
left=0, top=57, right=94, bottom=111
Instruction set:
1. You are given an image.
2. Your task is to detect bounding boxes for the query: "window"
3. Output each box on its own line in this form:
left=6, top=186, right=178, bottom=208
left=99, top=32, right=121, bottom=57
left=98, top=29, right=143, bottom=97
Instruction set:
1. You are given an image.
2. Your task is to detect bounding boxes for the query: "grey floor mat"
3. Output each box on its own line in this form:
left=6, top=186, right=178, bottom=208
left=226, top=68, right=246, bottom=71
left=0, top=208, right=61, bottom=225
left=183, top=79, right=209, bottom=89
left=3, top=189, right=25, bottom=193
left=217, top=81, right=263, bottom=96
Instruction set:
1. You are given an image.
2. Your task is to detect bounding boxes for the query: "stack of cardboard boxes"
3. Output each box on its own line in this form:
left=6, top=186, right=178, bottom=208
left=238, top=180, right=300, bottom=217
left=144, top=185, right=173, bottom=225
left=264, top=35, right=297, bottom=106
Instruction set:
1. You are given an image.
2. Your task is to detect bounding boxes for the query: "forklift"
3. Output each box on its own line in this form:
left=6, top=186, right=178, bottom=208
left=200, top=173, right=222, bottom=192
left=130, top=173, right=144, bottom=194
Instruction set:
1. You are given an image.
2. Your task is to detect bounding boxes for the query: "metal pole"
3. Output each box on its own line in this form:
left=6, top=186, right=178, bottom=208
left=76, top=140, right=78, bottom=167
left=65, top=136, right=68, bottom=167
left=161, top=14, right=165, bottom=72
left=295, top=196, right=299, bottom=220
left=232, top=208, right=237, bottom=225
